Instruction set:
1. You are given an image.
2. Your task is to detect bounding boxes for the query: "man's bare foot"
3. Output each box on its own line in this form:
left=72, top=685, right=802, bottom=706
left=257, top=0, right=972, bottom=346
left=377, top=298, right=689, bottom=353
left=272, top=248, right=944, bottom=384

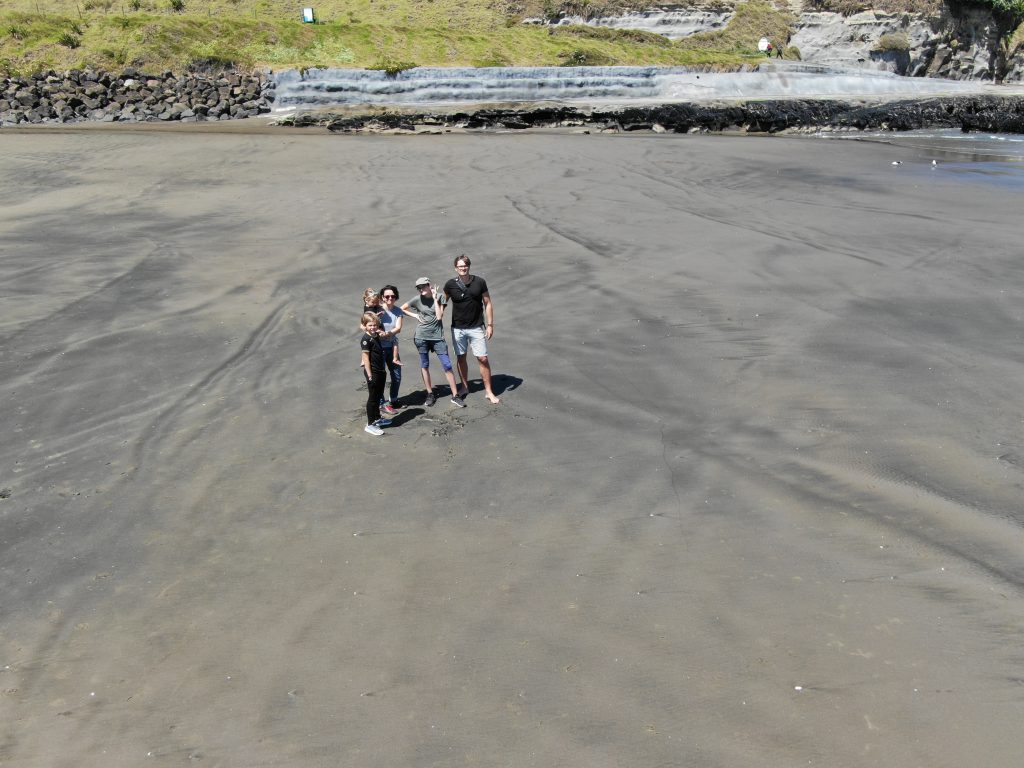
left=485, top=392, right=500, bottom=404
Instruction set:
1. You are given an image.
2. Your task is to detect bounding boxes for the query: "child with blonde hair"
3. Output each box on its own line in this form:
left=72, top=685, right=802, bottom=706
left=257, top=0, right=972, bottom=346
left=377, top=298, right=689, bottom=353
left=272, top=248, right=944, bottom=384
left=359, top=312, right=391, bottom=437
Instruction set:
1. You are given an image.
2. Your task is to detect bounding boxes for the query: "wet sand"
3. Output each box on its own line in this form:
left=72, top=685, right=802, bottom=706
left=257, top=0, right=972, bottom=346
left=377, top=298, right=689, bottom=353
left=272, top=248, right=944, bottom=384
left=1, top=125, right=1023, bottom=767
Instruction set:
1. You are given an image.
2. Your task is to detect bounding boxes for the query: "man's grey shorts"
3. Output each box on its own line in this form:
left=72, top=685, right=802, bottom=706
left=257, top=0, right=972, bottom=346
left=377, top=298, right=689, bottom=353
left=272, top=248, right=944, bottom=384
left=452, top=326, right=488, bottom=357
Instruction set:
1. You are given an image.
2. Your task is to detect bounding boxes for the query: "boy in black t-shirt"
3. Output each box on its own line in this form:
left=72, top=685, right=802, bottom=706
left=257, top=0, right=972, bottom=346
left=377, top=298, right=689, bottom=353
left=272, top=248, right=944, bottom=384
left=360, top=312, right=391, bottom=436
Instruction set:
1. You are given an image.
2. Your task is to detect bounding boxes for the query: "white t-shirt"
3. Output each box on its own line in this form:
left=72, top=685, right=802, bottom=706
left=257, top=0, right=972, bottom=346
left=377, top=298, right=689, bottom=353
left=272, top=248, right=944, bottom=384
left=379, top=305, right=404, bottom=348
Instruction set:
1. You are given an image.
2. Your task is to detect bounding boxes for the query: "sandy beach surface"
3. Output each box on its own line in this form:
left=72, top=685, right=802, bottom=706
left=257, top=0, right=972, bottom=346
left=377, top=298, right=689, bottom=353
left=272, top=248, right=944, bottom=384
left=1, top=123, right=1022, bottom=767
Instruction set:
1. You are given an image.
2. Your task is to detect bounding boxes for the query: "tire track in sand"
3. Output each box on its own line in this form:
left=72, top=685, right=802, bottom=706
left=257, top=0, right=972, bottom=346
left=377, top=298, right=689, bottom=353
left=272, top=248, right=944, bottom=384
left=129, top=301, right=291, bottom=476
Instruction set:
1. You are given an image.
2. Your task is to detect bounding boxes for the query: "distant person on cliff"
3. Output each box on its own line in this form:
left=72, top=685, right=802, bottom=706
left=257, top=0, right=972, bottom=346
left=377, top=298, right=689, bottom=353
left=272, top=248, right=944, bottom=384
left=765, top=42, right=773, bottom=58
left=775, top=43, right=784, bottom=59
left=400, top=277, right=463, bottom=408
left=444, top=254, right=499, bottom=405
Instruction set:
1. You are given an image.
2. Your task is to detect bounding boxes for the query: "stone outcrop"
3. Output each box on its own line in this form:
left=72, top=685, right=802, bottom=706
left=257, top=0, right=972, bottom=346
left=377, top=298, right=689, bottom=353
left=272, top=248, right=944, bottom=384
left=0, top=68, right=274, bottom=126
left=791, top=6, right=1024, bottom=81
left=276, top=95, right=1024, bottom=134
left=790, top=11, right=940, bottom=75
left=523, top=8, right=734, bottom=40
left=526, top=4, right=1024, bottom=82
left=925, top=5, right=1023, bottom=81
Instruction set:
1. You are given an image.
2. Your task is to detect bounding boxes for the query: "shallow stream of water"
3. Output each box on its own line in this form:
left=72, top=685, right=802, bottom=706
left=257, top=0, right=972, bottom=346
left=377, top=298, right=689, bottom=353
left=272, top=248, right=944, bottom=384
left=825, top=128, right=1024, bottom=188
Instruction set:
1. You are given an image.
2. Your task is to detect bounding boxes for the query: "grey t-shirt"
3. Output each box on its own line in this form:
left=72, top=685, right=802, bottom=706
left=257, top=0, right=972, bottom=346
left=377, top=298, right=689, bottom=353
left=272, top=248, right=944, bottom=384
left=378, top=305, right=404, bottom=350
left=405, top=294, right=446, bottom=341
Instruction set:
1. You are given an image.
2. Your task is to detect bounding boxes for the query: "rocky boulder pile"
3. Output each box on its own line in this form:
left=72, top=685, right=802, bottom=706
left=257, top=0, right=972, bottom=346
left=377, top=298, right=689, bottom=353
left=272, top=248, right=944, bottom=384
left=0, top=68, right=275, bottom=126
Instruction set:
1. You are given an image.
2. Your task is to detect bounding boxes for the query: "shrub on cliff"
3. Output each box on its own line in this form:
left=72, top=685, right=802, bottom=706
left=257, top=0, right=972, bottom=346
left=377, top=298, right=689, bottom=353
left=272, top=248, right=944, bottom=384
left=552, top=24, right=672, bottom=46
left=533, top=0, right=650, bottom=22
left=369, top=59, right=419, bottom=77
left=685, top=0, right=794, bottom=56
left=558, top=47, right=613, bottom=65
left=874, top=32, right=911, bottom=51
left=985, top=0, right=1024, bottom=21
left=805, top=0, right=942, bottom=14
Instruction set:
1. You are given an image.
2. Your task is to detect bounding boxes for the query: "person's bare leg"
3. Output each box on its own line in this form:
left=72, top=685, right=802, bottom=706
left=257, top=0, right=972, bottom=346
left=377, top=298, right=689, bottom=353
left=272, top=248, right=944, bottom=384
left=477, top=355, right=500, bottom=404
left=456, top=353, right=470, bottom=397
left=443, top=368, right=459, bottom=397
left=419, top=366, right=433, bottom=396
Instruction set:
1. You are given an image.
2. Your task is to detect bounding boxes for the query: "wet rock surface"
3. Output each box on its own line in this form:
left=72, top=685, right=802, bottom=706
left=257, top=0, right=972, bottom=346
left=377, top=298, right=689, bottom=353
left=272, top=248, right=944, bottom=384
left=277, top=95, right=1024, bottom=134
left=791, top=8, right=1024, bottom=81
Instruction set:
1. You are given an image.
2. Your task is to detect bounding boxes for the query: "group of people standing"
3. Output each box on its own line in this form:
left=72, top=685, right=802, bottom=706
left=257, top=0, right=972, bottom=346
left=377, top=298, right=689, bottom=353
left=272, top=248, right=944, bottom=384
left=359, top=255, right=499, bottom=436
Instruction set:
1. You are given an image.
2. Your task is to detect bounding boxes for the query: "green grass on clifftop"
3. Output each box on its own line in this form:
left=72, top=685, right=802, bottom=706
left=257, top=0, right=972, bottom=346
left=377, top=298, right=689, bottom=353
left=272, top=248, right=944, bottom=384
left=0, top=0, right=795, bottom=75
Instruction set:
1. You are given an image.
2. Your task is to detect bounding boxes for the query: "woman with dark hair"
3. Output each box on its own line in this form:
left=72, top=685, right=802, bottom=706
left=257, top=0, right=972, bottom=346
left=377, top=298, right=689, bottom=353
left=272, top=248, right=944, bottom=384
left=377, top=284, right=404, bottom=413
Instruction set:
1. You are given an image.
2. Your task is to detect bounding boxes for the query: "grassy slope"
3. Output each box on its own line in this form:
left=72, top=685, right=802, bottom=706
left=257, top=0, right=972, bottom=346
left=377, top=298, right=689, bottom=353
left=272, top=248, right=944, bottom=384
left=0, top=0, right=798, bottom=75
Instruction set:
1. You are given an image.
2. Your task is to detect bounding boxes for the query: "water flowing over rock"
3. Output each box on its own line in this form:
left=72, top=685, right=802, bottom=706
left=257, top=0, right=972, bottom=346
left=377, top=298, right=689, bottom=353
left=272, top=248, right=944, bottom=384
left=271, top=64, right=989, bottom=112
left=272, top=66, right=681, bottom=107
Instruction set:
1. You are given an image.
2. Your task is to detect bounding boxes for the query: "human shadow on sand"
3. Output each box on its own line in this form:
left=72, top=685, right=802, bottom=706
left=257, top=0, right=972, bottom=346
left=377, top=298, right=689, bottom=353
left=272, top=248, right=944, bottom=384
left=383, top=407, right=425, bottom=427
left=399, top=374, right=522, bottom=409
left=460, top=373, right=522, bottom=398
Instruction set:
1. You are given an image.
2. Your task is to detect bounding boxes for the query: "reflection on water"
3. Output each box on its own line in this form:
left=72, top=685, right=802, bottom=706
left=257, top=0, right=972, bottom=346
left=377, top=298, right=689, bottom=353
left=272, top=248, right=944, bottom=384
left=822, top=128, right=1024, bottom=187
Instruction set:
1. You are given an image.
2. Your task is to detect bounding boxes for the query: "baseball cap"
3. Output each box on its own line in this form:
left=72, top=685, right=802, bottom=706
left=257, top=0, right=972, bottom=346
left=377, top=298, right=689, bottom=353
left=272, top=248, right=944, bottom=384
left=415, top=277, right=430, bottom=286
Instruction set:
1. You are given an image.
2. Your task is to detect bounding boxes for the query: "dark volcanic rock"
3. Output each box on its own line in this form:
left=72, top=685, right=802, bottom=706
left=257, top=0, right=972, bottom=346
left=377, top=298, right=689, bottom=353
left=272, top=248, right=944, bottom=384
left=0, top=68, right=276, bottom=127
left=308, top=95, right=1024, bottom=136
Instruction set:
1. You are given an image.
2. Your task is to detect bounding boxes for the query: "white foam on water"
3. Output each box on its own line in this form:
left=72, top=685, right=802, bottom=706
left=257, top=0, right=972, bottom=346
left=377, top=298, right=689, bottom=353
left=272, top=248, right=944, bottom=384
left=272, top=64, right=1005, bottom=111
left=659, top=70, right=982, bottom=100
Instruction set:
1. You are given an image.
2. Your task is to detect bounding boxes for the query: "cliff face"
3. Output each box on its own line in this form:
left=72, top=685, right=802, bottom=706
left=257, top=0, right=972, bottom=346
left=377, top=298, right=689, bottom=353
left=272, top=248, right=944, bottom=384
left=790, top=5, right=1023, bottom=81
left=535, top=2, right=1024, bottom=81
left=927, top=4, right=1024, bottom=81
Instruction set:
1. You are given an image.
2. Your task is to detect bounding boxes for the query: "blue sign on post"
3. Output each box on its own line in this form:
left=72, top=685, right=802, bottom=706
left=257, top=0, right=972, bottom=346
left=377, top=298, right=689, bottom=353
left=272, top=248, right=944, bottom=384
left=302, top=7, right=315, bottom=23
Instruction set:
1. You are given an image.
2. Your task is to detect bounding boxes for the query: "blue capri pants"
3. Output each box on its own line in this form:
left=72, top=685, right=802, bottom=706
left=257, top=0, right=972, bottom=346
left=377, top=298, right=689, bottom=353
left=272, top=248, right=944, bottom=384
left=414, top=337, right=453, bottom=372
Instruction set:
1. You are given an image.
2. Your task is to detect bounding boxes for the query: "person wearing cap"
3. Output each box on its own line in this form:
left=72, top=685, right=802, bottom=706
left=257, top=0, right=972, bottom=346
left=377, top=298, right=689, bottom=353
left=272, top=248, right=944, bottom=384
left=400, top=277, right=464, bottom=408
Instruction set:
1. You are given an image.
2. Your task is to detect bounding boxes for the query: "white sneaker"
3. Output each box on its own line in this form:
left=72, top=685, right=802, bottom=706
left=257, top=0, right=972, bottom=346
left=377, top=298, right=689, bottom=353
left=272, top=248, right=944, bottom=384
left=364, top=423, right=384, bottom=436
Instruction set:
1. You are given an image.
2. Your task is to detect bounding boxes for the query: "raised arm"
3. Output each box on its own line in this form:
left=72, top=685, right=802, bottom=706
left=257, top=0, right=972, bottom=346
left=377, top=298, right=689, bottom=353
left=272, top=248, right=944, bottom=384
left=432, top=286, right=446, bottom=320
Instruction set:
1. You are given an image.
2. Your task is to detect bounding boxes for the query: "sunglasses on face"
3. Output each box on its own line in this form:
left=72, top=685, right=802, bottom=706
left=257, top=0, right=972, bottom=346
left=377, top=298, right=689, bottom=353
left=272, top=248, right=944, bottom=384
left=383, top=294, right=396, bottom=299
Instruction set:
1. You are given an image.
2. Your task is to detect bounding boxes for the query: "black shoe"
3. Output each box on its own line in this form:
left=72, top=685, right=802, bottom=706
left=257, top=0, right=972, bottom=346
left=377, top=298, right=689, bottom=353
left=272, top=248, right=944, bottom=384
left=425, top=392, right=437, bottom=407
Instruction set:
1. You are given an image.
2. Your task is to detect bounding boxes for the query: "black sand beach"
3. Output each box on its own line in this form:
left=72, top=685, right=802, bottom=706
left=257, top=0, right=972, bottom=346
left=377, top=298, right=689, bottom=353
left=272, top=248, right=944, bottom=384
left=1, top=125, right=1023, bottom=767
